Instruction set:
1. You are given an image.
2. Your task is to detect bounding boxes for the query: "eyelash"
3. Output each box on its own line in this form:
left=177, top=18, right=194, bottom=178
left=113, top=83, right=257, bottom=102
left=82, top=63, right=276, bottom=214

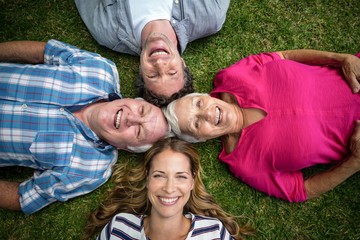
left=153, top=174, right=164, bottom=178
left=152, top=175, right=188, bottom=179
left=148, top=74, right=157, bottom=79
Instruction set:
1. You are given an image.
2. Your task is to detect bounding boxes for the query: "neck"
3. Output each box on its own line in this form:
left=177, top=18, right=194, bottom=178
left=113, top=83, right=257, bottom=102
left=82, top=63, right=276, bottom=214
left=141, top=20, right=178, bottom=47
left=239, top=107, right=247, bottom=130
left=73, top=101, right=104, bottom=132
left=144, top=214, right=190, bottom=240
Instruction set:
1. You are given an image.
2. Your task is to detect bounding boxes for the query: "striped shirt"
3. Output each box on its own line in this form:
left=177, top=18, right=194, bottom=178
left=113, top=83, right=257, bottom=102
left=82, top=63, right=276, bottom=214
left=98, top=213, right=234, bottom=240
left=0, top=39, right=121, bottom=214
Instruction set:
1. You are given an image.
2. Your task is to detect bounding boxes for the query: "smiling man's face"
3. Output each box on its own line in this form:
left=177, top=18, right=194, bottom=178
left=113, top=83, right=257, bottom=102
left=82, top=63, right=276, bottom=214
left=88, top=98, right=168, bottom=150
left=140, top=32, right=185, bottom=97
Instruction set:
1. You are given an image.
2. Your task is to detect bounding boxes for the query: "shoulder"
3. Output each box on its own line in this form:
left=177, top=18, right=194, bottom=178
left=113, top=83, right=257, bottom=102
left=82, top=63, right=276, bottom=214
left=111, top=213, right=143, bottom=227
left=99, top=213, right=143, bottom=239
left=192, top=214, right=224, bottom=226
left=190, top=214, right=230, bottom=238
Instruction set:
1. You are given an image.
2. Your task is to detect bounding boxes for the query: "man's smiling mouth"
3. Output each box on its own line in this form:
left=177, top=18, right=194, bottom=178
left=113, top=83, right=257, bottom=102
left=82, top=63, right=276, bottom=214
left=150, top=49, right=169, bottom=57
left=115, top=109, right=123, bottom=129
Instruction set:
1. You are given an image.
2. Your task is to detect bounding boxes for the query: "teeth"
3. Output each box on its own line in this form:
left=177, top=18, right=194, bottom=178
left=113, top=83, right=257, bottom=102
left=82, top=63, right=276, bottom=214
left=215, top=107, right=220, bottom=125
left=159, top=197, right=178, bottom=204
left=115, top=110, right=122, bottom=129
left=151, top=50, right=168, bottom=57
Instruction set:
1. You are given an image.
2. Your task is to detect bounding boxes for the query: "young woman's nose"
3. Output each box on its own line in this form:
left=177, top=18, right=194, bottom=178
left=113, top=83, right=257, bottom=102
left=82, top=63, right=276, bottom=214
left=162, top=178, right=175, bottom=193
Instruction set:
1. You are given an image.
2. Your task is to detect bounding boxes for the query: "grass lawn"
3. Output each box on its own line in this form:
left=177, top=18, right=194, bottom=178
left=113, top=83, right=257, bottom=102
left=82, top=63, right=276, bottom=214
left=1, top=0, right=360, bottom=239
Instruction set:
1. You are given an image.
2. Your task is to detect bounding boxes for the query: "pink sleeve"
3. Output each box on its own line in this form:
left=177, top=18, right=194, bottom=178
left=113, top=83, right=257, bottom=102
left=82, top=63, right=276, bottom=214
left=242, top=171, right=307, bottom=202
left=213, top=52, right=281, bottom=89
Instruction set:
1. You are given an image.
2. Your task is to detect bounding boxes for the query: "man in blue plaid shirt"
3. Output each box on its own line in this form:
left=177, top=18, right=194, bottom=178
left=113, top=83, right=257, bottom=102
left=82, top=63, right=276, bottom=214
left=0, top=39, right=170, bottom=214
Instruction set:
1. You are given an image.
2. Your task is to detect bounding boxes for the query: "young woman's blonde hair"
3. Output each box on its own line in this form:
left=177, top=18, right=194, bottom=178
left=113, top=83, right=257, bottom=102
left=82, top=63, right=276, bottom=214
left=83, top=138, right=253, bottom=239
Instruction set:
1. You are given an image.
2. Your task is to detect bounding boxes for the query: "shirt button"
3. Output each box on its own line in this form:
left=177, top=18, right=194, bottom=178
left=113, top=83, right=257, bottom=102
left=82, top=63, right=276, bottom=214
left=21, top=104, right=27, bottom=109
left=174, top=0, right=179, bottom=4
left=60, top=108, right=65, bottom=112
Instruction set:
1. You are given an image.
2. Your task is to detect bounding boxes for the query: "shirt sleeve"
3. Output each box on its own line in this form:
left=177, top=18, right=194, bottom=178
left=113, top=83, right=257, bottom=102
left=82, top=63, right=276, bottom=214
left=242, top=171, right=307, bottom=202
left=213, top=52, right=281, bottom=90
left=18, top=170, right=111, bottom=214
left=218, top=220, right=234, bottom=240
left=97, top=218, right=113, bottom=240
left=44, top=39, right=120, bottom=96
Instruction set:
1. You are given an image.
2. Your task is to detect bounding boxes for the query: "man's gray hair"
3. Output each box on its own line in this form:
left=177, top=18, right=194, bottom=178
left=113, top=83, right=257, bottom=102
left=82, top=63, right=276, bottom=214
left=162, top=93, right=209, bottom=143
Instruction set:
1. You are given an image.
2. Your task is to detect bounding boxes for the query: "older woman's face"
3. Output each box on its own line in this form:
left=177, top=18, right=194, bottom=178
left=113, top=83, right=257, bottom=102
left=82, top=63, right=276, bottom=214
left=174, top=94, right=241, bottom=140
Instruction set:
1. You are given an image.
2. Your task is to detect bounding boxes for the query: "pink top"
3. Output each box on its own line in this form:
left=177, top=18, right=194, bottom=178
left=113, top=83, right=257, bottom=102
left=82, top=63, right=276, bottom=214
left=211, top=52, right=360, bottom=202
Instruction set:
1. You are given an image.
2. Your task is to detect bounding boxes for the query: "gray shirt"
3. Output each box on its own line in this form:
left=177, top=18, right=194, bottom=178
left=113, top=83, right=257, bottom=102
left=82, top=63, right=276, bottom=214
left=75, top=0, right=230, bottom=56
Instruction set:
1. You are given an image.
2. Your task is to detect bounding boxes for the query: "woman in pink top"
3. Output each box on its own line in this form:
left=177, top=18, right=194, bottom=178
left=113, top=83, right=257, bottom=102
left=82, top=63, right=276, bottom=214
left=163, top=50, right=360, bottom=202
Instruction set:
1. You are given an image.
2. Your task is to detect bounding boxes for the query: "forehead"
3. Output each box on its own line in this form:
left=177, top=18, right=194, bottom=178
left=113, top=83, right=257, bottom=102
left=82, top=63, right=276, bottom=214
left=174, top=96, right=197, bottom=132
left=150, top=149, right=191, bottom=171
left=175, top=95, right=195, bottom=110
left=143, top=108, right=167, bottom=143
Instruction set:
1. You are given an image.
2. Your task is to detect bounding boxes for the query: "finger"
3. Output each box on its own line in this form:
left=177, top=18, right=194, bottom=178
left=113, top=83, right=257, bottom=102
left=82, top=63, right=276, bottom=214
left=344, top=71, right=360, bottom=93
left=350, top=121, right=360, bottom=154
left=352, top=120, right=360, bottom=139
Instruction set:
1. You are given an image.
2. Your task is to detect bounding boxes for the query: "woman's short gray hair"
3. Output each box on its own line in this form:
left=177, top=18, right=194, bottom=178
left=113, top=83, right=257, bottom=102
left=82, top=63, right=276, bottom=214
left=162, top=93, right=209, bottom=143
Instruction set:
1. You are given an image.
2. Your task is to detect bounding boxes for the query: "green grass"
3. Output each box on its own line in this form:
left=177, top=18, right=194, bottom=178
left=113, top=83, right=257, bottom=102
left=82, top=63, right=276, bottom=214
left=1, top=0, right=360, bottom=239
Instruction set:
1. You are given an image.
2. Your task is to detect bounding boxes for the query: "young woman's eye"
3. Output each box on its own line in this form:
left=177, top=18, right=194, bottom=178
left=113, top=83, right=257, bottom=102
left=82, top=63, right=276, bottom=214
left=153, top=174, right=164, bottom=178
left=177, top=175, right=188, bottom=179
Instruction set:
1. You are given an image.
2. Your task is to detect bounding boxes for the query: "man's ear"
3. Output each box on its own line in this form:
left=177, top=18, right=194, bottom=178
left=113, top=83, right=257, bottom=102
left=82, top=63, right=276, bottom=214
left=181, top=57, right=186, bottom=67
left=117, top=145, right=129, bottom=152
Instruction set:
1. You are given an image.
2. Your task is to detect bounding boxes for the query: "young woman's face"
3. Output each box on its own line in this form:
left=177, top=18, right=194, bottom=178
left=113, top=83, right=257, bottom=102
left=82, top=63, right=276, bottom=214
left=147, top=148, right=194, bottom=219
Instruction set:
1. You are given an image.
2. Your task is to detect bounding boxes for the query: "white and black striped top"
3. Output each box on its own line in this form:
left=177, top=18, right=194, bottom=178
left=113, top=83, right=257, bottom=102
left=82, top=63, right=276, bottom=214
left=97, top=212, right=234, bottom=240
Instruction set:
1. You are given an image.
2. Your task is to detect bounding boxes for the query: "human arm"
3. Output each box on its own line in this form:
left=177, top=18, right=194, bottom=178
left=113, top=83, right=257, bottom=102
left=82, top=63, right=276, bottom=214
left=0, top=41, right=46, bottom=63
left=277, top=49, right=360, bottom=93
left=304, top=121, right=360, bottom=199
left=0, top=180, right=21, bottom=211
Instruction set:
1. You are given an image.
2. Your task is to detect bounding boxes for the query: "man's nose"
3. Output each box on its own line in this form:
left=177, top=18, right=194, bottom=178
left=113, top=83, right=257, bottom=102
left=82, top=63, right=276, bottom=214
left=126, top=114, right=144, bottom=127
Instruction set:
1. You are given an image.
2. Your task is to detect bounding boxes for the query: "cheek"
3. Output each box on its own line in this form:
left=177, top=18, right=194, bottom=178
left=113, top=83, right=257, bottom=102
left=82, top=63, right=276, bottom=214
left=147, top=180, right=160, bottom=193
left=180, top=182, right=194, bottom=195
left=108, top=129, right=136, bottom=148
left=200, top=124, right=213, bottom=135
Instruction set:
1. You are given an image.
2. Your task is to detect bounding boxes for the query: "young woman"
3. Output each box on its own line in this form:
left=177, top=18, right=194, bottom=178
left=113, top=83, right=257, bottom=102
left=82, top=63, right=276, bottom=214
left=83, top=138, right=252, bottom=239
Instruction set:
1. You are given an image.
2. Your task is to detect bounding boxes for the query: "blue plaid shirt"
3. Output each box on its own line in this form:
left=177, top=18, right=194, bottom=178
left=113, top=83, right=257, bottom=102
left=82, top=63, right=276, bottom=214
left=0, top=40, right=121, bottom=214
